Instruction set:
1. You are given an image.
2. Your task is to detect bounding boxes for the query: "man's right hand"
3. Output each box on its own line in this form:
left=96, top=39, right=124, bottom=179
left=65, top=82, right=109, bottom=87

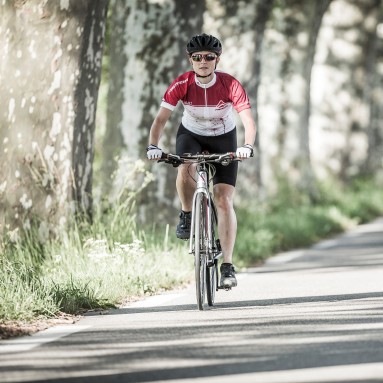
left=146, top=144, right=163, bottom=160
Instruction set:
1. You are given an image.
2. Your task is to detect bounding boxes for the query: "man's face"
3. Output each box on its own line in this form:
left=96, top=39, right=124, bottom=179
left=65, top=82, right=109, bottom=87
left=189, top=51, right=219, bottom=76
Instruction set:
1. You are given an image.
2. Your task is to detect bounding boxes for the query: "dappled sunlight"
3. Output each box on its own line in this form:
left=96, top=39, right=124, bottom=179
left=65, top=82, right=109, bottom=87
left=1, top=292, right=383, bottom=382
left=1, top=7, right=383, bottom=383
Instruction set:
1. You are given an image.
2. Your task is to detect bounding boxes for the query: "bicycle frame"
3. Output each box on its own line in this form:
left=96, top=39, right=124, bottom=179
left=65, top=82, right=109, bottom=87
left=159, top=151, right=242, bottom=308
left=189, top=162, right=216, bottom=259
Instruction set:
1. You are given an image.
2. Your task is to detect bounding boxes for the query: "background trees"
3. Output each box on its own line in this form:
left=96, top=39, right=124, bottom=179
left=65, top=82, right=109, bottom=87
left=101, top=0, right=205, bottom=220
left=0, top=1, right=108, bottom=238
left=1, top=0, right=383, bottom=238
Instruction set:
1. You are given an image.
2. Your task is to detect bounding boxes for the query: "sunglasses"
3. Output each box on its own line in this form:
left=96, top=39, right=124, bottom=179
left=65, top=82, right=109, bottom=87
left=191, top=53, right=217, bottom=62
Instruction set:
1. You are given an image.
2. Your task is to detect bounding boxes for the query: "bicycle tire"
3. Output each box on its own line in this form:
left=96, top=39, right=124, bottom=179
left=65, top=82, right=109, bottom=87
left=194, top=192, right=207, bottom=310
left=206, top=198, right=218, bottom=306
left=206, top=262, right=217, bottom=306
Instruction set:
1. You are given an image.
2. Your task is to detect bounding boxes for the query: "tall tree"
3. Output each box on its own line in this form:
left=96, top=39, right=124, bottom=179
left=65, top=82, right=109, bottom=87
left=361, top=0, right=383, bottom=174
left=248, top=0, right=275, bottom=196
left=205, top=0, right=274, bottom=199
left=266, top=0, right=330, bottom=198
left=0, top=0, right=108, bottom=239
left=101, top=0, right=125, bottom=185
left=313, top=0, right=383, bottom=181
left=298, top=0, right=332, bottom=198
left=101, top=0, right=205, bottom=220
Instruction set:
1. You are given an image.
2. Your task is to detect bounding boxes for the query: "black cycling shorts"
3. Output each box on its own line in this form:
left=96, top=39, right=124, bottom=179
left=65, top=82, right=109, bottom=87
left=176, top=124, right=238, bottom=187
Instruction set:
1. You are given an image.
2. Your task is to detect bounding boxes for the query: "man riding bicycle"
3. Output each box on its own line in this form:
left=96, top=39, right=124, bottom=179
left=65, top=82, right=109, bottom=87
left=147, top=33, right=257, bottom=288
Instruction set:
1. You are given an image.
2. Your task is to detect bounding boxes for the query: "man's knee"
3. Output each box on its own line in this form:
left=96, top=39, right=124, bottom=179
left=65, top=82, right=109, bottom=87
left=214, top=186, right=235, bottom=211
left=177, top=165, right=196, bottom=191
left=177, top=164, right=190, bottom=180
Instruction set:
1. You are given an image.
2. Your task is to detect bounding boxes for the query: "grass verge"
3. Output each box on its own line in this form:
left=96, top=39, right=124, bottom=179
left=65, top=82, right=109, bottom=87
left=1, top=176, right=382, bottom=333
left=235, top=177, right=383, bottom=266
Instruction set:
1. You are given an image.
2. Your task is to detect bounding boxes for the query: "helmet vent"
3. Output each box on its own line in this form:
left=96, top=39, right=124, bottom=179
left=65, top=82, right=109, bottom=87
left=186, top=33, right=222, bottom=55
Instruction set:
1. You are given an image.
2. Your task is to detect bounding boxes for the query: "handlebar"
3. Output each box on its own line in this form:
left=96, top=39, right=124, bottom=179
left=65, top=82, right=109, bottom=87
left=158, top=152, right=244, bottom=167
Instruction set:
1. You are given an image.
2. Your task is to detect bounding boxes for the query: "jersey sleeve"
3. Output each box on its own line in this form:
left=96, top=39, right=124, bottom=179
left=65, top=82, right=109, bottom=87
left=230, top=78, right=251, bottom=113
left=160, top=73, right=190, bottom=111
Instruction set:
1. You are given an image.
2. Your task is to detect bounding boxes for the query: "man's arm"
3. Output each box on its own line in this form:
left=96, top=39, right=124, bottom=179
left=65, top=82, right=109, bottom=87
left=238, top=108, right=257, bottom=147
left=148, top=107, right=173, bottom=146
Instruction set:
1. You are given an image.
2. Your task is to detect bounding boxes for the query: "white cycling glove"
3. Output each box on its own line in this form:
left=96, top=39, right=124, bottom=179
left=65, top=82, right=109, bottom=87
left=236, top=144, right=254, bottom=159
left=146, top=144, right=163, bottom=160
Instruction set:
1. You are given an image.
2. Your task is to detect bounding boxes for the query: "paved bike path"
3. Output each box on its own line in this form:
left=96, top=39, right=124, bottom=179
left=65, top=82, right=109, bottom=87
left=1, top=218, right=383, bottom=382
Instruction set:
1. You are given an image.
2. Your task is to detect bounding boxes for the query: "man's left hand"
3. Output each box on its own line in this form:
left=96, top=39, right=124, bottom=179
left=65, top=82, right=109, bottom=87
left=236, top=144, right=253, bottom=159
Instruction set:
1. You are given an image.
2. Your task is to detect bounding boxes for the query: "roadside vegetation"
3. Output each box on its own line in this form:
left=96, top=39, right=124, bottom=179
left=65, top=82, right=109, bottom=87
left=235, top=177, right=383, bottom=266
left=1, top=174, right=383, bottom=333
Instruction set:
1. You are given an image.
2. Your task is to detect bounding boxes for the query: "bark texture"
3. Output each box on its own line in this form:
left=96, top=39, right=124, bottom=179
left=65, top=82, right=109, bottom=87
left=262, top=0, right=331, bottom=196
left=102, top=0, right=205, bottom=220
left=0, top=0, right=108, bottom=238
left=205, top=0, right=274, bottom=200
left=311, top=0, right=383, bottom=181
left=362, top=0, right=383, bottom=174
left=298, top=0, right=332, bottom=198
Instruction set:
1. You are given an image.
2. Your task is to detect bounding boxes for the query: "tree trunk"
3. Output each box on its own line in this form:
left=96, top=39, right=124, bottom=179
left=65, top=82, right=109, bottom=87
left=268, top=0, right=330, bottom=198
left=100, top=0, right=125, bottom=188
left=270, top=0, right=303, bottom=184
left=314, top=0, right=383, bottom=182
left=298, top=0, right=332, bottom=199
left=0, top=0, right=108, bottom=239
left=101, top=0, right=204, bottom=222
left=205, top=0, right=273, bottom=200
left=249, top=0, right=274, bottom=197
left=363, top=0, right=383, bottom=174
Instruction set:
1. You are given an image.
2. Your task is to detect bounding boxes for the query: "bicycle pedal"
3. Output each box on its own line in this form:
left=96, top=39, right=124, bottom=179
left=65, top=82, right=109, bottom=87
left=218, top=284, right=232, bottom=291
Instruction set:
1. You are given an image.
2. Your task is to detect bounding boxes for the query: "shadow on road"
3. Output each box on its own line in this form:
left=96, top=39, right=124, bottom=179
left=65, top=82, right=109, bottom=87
left=2, top=219, right=383, bottom=383
left=5, top=297, right=383, bottom=382
left=107, top=291, right=383, bottom=314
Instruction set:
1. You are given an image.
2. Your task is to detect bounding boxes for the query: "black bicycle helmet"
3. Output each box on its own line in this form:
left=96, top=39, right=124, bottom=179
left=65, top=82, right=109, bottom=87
left=186, top=33, right=222, bottom=55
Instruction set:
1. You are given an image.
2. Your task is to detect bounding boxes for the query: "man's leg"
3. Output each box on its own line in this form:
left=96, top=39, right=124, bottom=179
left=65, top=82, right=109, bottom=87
left=213, top=183, right=238, bottom=287
left=176, top=164, right=196, bottom=212
left=213, top=183, right=237, bottom=263
left=175, top=164, right=196, bottom=239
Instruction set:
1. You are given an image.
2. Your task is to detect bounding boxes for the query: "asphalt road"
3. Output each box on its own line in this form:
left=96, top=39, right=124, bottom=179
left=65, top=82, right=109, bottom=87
left=1, top=218, right=383, bottom=383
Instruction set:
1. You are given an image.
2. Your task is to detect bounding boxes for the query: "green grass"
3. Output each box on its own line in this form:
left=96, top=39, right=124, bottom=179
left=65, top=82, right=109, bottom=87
left=0, top=258, right=57, bottom=321
left=234, top=177, right=383, bottom=267
left=0, top=224, right=192, bottom=322
left=1, top=175, right=382, bottom=323
left=0, top=159, right=193, bottom=322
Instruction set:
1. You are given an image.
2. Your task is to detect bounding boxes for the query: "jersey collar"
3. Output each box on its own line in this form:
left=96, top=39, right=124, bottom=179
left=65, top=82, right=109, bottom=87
left=194, top=72, right=217, bottom=89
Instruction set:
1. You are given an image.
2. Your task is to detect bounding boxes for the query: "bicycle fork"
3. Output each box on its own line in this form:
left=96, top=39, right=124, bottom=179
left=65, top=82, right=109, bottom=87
left=189, top=168, right=212, bottom=255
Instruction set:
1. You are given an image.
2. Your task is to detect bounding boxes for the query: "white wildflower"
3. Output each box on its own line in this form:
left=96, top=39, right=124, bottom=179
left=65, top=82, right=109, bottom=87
left=8, top=228, right=20, bottom=243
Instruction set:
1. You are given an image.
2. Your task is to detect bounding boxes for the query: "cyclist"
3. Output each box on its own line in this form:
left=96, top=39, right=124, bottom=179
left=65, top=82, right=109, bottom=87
left=147, top=33, right=257, bottom=288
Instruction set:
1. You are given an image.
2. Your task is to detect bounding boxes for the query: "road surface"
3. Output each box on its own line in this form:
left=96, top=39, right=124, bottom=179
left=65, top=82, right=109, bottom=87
left=1, top=218, right=383, bottom=383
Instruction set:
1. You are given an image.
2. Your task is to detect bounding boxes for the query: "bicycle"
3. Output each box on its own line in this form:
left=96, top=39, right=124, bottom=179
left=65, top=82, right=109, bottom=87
left=160, top=152, right=241, bottom=310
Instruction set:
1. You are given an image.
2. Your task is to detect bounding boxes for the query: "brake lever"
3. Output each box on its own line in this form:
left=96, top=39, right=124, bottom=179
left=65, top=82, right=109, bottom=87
left=219, top=152, right=237, bottom=166
left=158, top=153, right=183, bottom=167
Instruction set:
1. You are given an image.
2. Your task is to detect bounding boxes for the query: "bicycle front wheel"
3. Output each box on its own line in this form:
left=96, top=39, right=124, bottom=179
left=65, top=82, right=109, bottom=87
left=194, top=193, right=207, bottom=310
left=206, top=198, right=218, bottom=306
left=206, top=260, right=217, bottom=306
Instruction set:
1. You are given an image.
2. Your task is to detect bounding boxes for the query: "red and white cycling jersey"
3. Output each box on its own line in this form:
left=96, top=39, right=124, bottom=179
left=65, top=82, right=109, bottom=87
left=161, top=71, right=251, bottom=136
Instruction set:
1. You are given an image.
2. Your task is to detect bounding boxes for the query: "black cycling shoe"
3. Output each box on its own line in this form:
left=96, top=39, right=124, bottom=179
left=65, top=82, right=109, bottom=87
left=220, top=263, right=237, bottom=288
left=176, top=211, right=191, bottom=240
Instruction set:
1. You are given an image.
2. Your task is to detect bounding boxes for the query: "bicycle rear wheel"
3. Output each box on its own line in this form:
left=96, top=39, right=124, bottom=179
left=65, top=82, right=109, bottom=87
left=194, top=193, right=207, bottom=310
